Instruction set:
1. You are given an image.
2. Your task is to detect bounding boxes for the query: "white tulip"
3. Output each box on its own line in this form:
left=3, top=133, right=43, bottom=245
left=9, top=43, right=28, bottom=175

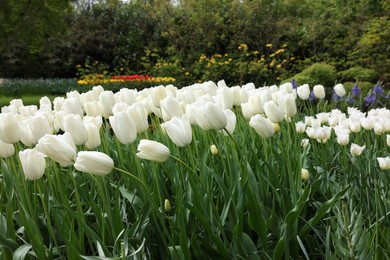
left=136, top=139, right=170, bottom=162
left=333, top=83, right=346, bottom=97
left=99, top=91, right=116, bottom=118
left=313, top=85, right=325, bottom=99
left=63, top=114, right=88, bottom=145
left=377, top=157, right=390, bottom=170
left=36, top=132, right=77, bottom=166
left=249, top=114, right=275, bottom=139
left=263, top=100, right=284, bottom=123
left=297, top=84, right=310, bottom=100
left=109, top=111, right=137, bottom=144
left=74, top=151, right=114, bottom=176
left=350, top=143, right=365, bottom=156
left=127, top=104, right=149, bottom=134
left=162, top=116, right=192, bottom=147
left=0, top=113, right=21, bottom=144
left=222, top=109, right=236, bottom=136
left=0, top=138, right=15, bottom=158
left=19, top=149, right=46, bottom=180
left=337, top=134, right=349, bottom=146
left=195, top=102, right=227, bottom=130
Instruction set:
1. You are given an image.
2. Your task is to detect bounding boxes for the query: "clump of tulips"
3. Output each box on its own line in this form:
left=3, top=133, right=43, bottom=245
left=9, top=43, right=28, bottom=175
left=0, top=80, right=389, bottom=259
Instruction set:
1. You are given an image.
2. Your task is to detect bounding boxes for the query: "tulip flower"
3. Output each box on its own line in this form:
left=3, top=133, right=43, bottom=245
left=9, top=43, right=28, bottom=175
left=0, top=113, right=21, bottom=144
left=350, top=143, right=365, bottom=156
left=301, top=138, right=309, bottom=148
left=210, top=144, right=219, bottom=155
left=63, top=114, right=88, bottom=145
left=29, top=114, right=53, bottom=143
left=313, top=85, right=326, bottom=99
left=377, top=157, right=390, bottom=170
left=84, top=122, right=101, bottom=150
left=301, top=169, right=309, bottom=181
left=84, top=101, right=102, bottom=117
left=136, top=139, right=170, bottom=162
left=281, top=93, right=297, bottom=118
left=295, top=122, right=306, bottom=133
left=162, top=116, right=192, bottom=147
left=333, top=83, right=346, bottom=97
left=160, top=96, right=184, bottom=122
left=195, top=102, right=227, bottom=130
left=297, top=84, right=310, bottom=100
left=151, top=85, right=168, bottom=107
left=263, top=100, right=284, bottom=123
left=127, top=104, right=149, bottom=133
left=0, top=138, right=15, bottom=158
left=36, top=132, right=76, bottom=166
left=222, top=109, right=236, bottom=136
left=19, top=149, right=46, bottom=180
left=164, top=199, right=172, bottom=212
left=249, top=114, right=275, bottom=139
left=74, top=151, right=114, bottom=176
left=387, top=134, right=390, bottom=147
left=337, top=134, right=349, bottom=146
left=63, top=97, right=83, bottom=116
left=99, top=91, right=116, bottom=118
left=109, top=111, right=137, bottom=144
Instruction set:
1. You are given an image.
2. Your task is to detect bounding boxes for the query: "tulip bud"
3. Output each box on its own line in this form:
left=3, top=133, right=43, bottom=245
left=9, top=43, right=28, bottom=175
left=84, top=101, right=102, bottom=117
left=249, top=115, right=275, bottom=139
left=162, top=116, right=192, bottom=147
left=151, top=86, right=168, bottom=107
left=297, top=84, right=310, bottom=100
left=210, top=144, right=219, bottom=155
left=127, top=104, right=149, bottom=133
left=295, top=122, right=306, bottom=133
left=222, top=109, right=236, bottom=136
left=19, top=149, right=46, bottom=181
left=36, top=132, right=77, bottom=166
left=109, top=111, right=137, bottom=144
left=350, top=143, right=365, bottom=156
left=377, top=157, right=390, bottom=170
left=164, top=199, right=172, bottom=212
left=74, top=151, right=114, bottom=176
left=195, top=102, right=227, bottom=130
left=99, top=91, right=116, bottom=118
left=301, top=138, right=309, bottom=148
left=0, top=113, right=21, bottom=144
left=387, top=134, right=390, bottom=147
left=136, top=139, right=170, bottom=162
left=337, top=133, right=349, bottom=146
left=281, top=93, right=297, bottom=118
left=29, top=114, right=53, bottom=143
left=84, top=121, right=101, bottom=150
left=263, top=100, right=284, bottom=123
left=160, top=96, right=184, bottom=122
left=0, top=138, right=15, bottom=158
left=333, top=83, right=346, bottom=97
left=301, top=169, right=309, bottom=181
left=313, top=85, right=326, bottom=99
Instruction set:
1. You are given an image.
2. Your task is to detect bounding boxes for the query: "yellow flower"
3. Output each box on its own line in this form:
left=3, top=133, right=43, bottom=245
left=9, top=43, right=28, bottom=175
left=301, top=169, right=309, bottom=181
left=266, top=43, right=272, bottom=48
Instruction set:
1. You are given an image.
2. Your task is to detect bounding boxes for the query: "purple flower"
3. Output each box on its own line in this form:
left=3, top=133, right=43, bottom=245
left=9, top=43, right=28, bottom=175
left=332, top=90, right=342, bottom=101
left=372, top=85, right=384, bottom=96
left=309, top=91, right=316, bottom=102
left=291, top=79, right=298, bottom=89
left=346, top=97, right=354, bottom=104
left=352, top=85, right=361, bottom=97
left=364, top=95, right=376, bottom=106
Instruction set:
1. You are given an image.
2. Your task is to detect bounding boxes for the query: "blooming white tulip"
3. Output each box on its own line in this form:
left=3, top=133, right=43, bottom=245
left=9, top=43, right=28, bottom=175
left=377, top=157, right=390, bottom=170
left=74, top=151, right=114, bottom=176
left=360, top=117, right=375, bottom=130
left=297, top=84, right=310, bottom=100
left=36, top=132, right=77, bottom=166
left=151, top=86, right=168, bottom=107
left=195, top=102, right=227, bottom=130
left=387, top=134, right=390, bottom=147
left=296, top=122, right=306, bottom=133
left=127, top=104, right=149, bottom=133
left=374, top=122, right=384, bottom=135
left=29, top=114, right=53, bottom=143
left=63, top=114, right=88, bottom=145
left=99, top=91, right=116, bottom=118
left=136, top=139, right=170, bottom=162
left=84, top=122, right=101, bottom=150
left=313, top=85, right=326, bottom=99
left=0, top=138, right=15, bottom=158
left=263, top=100, right=284, bottom=123
left=19, top=105, right=38, bottom=117
left=160, top=96, right=184, bottom=122
left=281, top=93, right=297, bottom=118
left=63, top=97, right=83, bottom=116
left=162, top=116, right=192, bottom=147
left=84, top=101, right=102, bottom=117
left=109, top=111, right=137, bottom=145
left=9, top=99, right=24, bottom=113
left=112, top=102, right=129, bottom=114
left=0, top=113, right=21, bottom=144
left=19, top=149, right=46, bottom=181
left=333, top=83, right=346, bottom=97
left=249, top=115, right=275, bottom=139
left=350, top=143, right=365, bottom=156
left=349, top=120, right=361, bottom=133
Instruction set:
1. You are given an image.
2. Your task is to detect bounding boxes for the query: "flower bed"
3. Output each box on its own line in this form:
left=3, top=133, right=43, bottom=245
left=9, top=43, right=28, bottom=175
left=0, top=80, right=389, bottom=259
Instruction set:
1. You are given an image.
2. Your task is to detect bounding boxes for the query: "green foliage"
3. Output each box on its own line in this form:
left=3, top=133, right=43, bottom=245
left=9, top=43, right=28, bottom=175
left=287, top=63, right=337, bottom=88
left=338, top=66, right=379, bottom=83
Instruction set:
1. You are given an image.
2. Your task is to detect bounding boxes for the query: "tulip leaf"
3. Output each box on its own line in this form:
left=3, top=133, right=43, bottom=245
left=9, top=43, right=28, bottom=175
left=119, top=186, right=143, bottom=206
left=0, top=234, right=18, bottom=251
left=12, top=244, right=33, bottom=260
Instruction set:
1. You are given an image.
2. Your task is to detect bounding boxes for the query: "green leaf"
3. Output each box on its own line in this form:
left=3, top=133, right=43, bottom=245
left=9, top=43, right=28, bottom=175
left=0, top=234, right=18, bottom=251
left=285, top=186, right=311, bottom=229
left=12, top=244, right=33, bottom=260
left=241, top=232, right=260, bottom=260
left=296, top=235, right=309, bottom=260
left=273, top=237, right=285, bottom=260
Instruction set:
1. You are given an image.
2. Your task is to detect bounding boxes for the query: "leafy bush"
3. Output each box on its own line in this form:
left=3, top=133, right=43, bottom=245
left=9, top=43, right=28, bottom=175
left=286, top=63, right=337, bottom=88
left=338, top=66, right=378, bottom=82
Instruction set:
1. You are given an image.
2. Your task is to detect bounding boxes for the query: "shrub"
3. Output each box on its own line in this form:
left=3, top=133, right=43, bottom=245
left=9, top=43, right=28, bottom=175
left=338, top=66, right=378, bottom=83
left=285, top=63, right=337, bottom=89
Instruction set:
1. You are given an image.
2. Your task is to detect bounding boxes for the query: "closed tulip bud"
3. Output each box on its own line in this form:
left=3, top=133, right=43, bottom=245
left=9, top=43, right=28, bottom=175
left=29, top=114, right=53, bottom=142
left=84, top=122, right=101, bottom=150
left=374, top=122, right=384, bottom=135
left=263, top=100, right=284, bottom=123
left=387, top=134, right=390, bottom=147
left=349, top=120, right=361, bottom=133
left=160, top=96, right=184, bottom=122
left=19, top=149, right=46, bottom=181
left=162, top=116, right=192, bottom=147
left=112, top=102, right=129, bottom=114
left=222, top=109, right=236, bottom=136
left=301, top=169, right=309, bottom=181
left=127, top=104, right=149, bottom=133
left=0, top=113, right=21, bottom=144
left=18, top=119, right=36, bottom=147
left=350, top=143, right=365, bottom=156
left=297, top=84, right=310, bottom=100
left=109, top=111, right=137, bottom=144
left=249, top=115, right=275, bottom=139
left=281, top=93, right=297, bottom=118
left=333, top=83, right=346, bottom=97
left=63, top=114, right=88, bottom=145
left=74, top=151, right=114, bottom=176
left=99, top=91, right=116, bottom=118
left=164, top=199, right=172, bottom=212
left=313, top=85, right=326, bottom=99
left=36, top=132, right=77, bottom=166
left=301, top=138, right=309, bottom=148
left=0, top=138, right=15, bottom=158
left=210, top=144, right=219, bottom=155
left=63, top=97, right=83, bottom=116
left=136, top=139, right=170, bottom=162
left=296, top=122, right=306, bottom=133
left=151, top=86, right=168, bottom=108
left=84, top=101, right=102, bottom=117
left=272, top=122, right=281, bottom=133
left=377, top=157, right=390, bottom=170
left=337, top=134, right=349, bottom=146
